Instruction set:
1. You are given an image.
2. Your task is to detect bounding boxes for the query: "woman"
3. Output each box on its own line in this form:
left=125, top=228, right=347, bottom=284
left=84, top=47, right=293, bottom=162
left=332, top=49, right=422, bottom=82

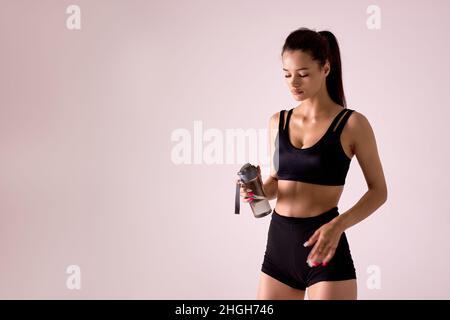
left=239, top=27, right=388, bottom=300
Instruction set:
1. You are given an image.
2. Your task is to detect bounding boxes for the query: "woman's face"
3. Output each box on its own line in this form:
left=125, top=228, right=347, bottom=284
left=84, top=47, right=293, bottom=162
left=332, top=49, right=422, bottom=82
left=282, top=50, right=329, bottom=101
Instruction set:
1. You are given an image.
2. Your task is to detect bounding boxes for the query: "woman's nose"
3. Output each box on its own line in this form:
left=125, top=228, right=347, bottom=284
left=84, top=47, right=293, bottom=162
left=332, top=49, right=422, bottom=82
left=288, top=76, right=302, bottom=84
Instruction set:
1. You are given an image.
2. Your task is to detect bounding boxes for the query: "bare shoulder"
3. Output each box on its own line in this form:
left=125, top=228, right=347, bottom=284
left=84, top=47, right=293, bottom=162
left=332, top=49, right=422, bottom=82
left=269, top=110, right=283, bottom=130
left=345, top=110, right=377, bottom=150
left=269, top=108, right=291, bottom=126
left=346, top=110, right=373, bottom=135
left=270, top=110, right=282, bottom=122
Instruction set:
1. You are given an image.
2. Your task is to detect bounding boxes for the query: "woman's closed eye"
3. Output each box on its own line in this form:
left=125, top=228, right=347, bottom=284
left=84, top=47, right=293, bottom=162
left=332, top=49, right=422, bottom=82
left=284, top=74, right=308, bottom=78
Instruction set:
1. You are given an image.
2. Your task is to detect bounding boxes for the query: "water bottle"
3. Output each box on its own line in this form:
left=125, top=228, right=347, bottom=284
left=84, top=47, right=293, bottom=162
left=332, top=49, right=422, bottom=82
left=235, top=163, right=272, bottom=218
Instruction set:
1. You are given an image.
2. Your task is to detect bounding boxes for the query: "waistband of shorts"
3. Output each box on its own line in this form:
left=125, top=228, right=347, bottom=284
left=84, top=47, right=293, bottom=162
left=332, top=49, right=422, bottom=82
left=272, top=206, right=339, bottom=225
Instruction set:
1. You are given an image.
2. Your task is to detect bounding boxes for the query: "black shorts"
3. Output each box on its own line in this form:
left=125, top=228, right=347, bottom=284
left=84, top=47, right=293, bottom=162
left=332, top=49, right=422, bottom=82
left=261, top=206, right=357, bottom=291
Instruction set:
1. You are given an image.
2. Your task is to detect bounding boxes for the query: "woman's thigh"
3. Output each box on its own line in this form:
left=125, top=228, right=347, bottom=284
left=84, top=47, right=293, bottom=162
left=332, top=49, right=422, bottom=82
left=306, top=279, right=357, bottom=300
left=256, top=272, right=306, bottom=300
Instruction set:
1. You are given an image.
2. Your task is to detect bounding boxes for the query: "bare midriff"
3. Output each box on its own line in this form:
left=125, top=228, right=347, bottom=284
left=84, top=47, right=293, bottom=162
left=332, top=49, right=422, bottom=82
left=274, top=181, right=344, bottom=218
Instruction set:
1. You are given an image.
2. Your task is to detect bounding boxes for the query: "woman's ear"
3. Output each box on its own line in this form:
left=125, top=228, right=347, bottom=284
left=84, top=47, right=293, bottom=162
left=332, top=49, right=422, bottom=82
left=324, top=61, right=331, bottom=77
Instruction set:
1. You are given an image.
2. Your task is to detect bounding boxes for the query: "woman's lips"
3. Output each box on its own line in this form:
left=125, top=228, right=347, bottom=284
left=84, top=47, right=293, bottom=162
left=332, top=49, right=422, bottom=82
left=292, top=89, right=304, bottom=94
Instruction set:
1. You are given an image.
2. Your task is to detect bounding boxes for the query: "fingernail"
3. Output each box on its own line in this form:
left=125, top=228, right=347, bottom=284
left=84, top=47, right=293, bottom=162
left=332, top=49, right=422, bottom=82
left=322, top=262, right=327, bottom=267
left=248, top=192, right=254, bottom=196
left=312, top=262, right=319, bottom=267
left=303, top=241, right=308, bottom=247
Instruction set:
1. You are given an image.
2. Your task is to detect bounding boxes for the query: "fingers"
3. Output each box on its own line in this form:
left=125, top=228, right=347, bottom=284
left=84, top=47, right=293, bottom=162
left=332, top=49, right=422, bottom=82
left=309, top=243, right=328, bottom=264
left=303, top=230, right=319, bottom=248
left=305, top=229, right=330, bottom=267
left=236, top=179, right=254, bottom=203
left=321, top=248, right=336, bottom=267
left=304, top=223, right=342, bottom=267
left=308, top=242, right=336, bottom=267
left=307, top=242, right=325, bottom=267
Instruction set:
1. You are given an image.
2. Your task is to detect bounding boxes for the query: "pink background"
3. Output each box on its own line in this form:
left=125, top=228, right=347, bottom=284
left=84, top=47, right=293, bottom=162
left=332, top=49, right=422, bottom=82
left=1, top=0, right=449, bottom=299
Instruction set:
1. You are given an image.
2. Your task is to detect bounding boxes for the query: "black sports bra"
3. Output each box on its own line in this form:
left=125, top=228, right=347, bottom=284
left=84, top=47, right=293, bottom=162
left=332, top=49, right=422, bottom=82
left=274, top=107, right=355, bottom=186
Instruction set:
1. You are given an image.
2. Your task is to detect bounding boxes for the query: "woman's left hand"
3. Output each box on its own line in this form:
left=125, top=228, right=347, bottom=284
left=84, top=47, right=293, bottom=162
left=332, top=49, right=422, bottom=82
left=304, top=220, right=344, bottom=267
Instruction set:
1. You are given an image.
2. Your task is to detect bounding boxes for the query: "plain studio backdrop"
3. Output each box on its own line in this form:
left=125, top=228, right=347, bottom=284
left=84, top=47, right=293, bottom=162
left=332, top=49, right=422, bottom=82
left=1, top=0, right=449, bottom=299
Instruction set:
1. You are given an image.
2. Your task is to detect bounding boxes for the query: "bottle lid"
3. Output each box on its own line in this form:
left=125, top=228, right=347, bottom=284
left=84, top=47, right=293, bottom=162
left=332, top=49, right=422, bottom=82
left=237, top=163, right=258, bottom=183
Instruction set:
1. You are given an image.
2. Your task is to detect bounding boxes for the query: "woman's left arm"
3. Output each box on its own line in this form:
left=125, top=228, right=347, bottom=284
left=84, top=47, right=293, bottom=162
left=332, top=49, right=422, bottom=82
left=306, top=111, right=388, bottom=266
left=333, top=111, right=388, bottom=230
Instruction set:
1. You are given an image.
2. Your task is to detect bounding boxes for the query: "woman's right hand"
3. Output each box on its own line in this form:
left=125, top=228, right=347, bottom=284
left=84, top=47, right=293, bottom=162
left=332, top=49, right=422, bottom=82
left=236, top=179, right=254, bottom=203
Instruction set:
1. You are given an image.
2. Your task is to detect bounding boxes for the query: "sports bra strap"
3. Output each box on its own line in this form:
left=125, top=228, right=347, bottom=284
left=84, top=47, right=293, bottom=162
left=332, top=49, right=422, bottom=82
left=285, top=108, right=293, bottom=130
left=278, top=107, right=353, bottom=136
left=278, top=108, right=293, bottom=132
left=278, top=109, right=286, bottom=131
left=325, top=108, right=346, bottom=133
left=332, top=109, right=354, bottom=136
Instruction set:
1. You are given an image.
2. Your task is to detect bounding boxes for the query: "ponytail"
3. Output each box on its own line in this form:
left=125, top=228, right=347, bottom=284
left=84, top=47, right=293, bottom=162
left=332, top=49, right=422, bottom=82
left=318, top=30, right=346, bottom=107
